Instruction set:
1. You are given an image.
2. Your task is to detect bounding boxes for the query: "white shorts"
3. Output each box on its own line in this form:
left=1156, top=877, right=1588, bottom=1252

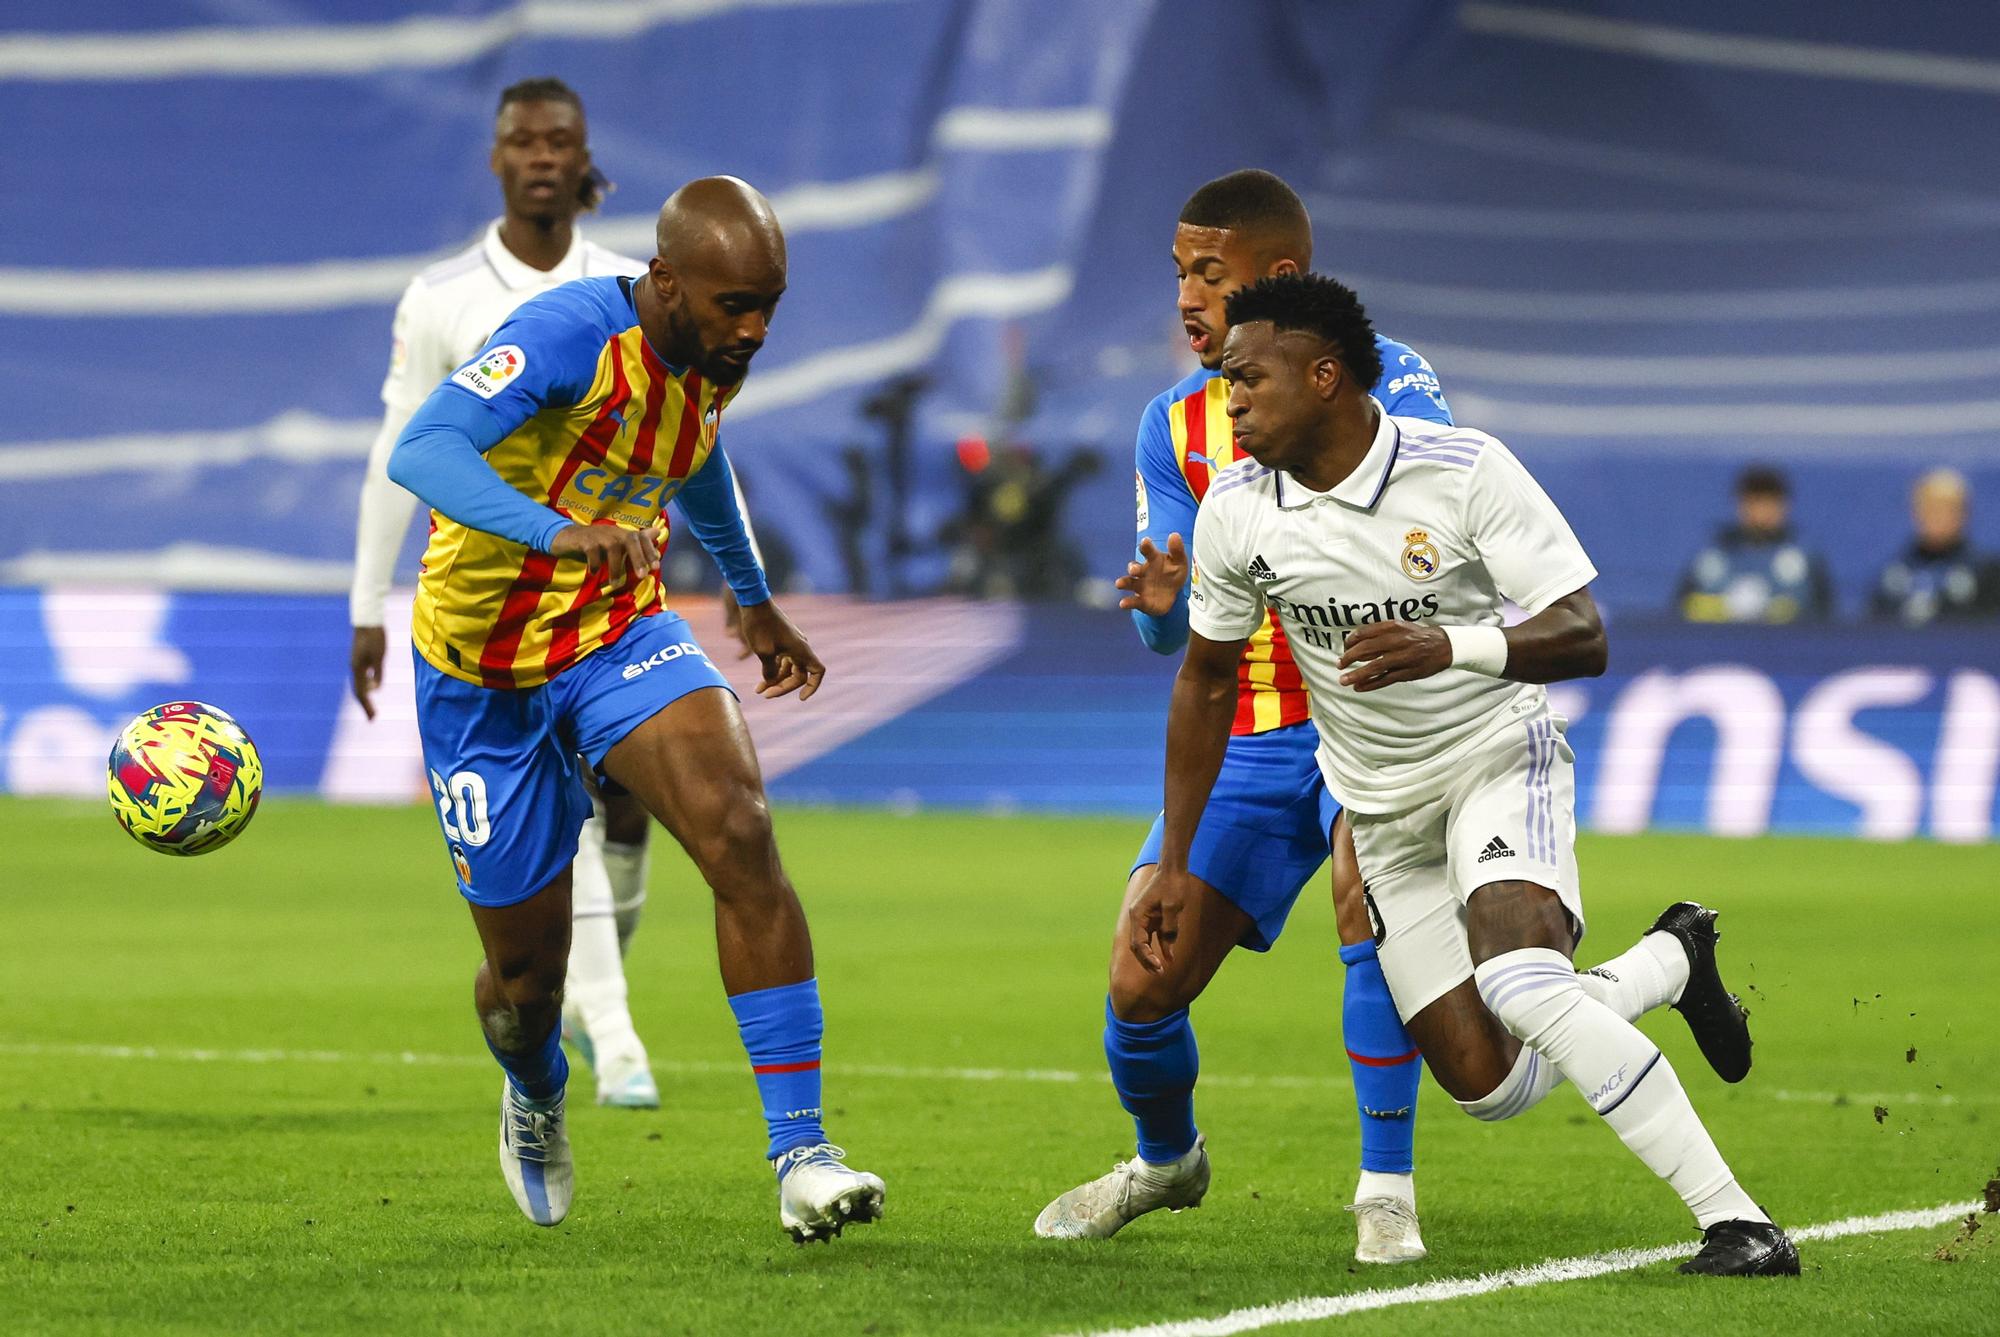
left=1345, top=711, right=1584, bottom=1023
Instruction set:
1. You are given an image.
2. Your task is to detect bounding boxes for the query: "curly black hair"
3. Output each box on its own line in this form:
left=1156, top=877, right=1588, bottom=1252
left=496, top=77, right=609, bottom=211
left=1223, top=272, right=1381, bottom=390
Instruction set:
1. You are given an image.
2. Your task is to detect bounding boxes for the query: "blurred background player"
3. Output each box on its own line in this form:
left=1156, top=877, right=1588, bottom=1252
left=385, top=177, right=884, bottom=1237
left=1871, top=468, right=2000, bottom=624
left=1036, top=171, right=1451, bottom=1262
left=347, top=77, right=661, bottom=1108
left=1676, top=465, right=1833, bottom=623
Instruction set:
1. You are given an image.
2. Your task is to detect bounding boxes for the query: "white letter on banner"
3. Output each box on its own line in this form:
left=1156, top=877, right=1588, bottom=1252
left=1791, top=668, right=1931, bottom=840
left=1594, top=667, right=1784, bottom=836
left=1931, top=670, right=2000, bottom=843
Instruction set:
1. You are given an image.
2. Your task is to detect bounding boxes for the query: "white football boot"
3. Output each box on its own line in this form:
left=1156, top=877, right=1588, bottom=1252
left=593, top=1052, right=660, bottom=1109
left=560, top=1001, right=660, bottom=1108
left=498, top=1080, right=573, bottom=1227
left=773, top=1143, right=886, bottom=1243
left=1347, top=1194, right=1427, bottom=1263
left=1034, top=1136, right=1210, bottom=1239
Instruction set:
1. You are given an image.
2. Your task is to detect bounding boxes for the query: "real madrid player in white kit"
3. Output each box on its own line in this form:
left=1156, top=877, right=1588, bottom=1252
left=1144, top=272, right=1798, bottom=1277
left=347, top=77, right=662, bottom=1108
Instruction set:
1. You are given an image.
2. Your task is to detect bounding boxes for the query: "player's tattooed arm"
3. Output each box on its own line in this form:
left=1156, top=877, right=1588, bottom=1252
left=1115, top=533, right=1189, bottom=618
left=1336, top=587, right=1607, bottom=691
left=1129, top=629, right=1244, bottom=972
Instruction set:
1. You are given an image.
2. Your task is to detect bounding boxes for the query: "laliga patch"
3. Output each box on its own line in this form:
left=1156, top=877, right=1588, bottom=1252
left=451, top=344, right=526, bottom=399
left=1135, top=470, right=1150, bottom=532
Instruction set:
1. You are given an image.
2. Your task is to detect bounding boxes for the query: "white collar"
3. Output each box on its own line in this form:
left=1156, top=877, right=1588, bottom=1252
left=482, top=219, right=588, bottom=291
left=1274, top=398, right=1399, bottom=511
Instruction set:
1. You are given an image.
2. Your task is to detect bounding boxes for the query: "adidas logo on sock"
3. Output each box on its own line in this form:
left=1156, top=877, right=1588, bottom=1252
left=1247, top=554, right=1278, bottom=583
left=1477, top=836, right=1516, bottom=863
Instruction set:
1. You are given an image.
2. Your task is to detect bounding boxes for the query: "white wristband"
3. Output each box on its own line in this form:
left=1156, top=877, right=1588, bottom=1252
left=1444, top=624, right=1510, bottom=677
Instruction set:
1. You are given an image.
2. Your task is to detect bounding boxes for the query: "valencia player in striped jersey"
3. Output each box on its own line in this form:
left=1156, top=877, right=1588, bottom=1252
left=386, top=176, right=883, bottom=1240
left=1036, top=171, right=1450, bottom=1261
left=347, top=76, right=666, bottom=1113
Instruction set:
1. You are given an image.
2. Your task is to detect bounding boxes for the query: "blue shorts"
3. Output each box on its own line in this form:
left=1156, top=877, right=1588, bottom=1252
left=1130, top=722, right=1340, bottom=952
left=413, top=610, right=731, bottom=908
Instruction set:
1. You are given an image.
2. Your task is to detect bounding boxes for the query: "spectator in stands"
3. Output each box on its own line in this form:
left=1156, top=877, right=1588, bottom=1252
left=1677, top=465, right=1833, bottom=623
left=1871, top=468, right=2000, bottom=624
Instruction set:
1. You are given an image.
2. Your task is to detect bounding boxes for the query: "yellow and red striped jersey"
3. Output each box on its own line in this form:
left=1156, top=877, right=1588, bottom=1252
left=1167, top=375, right=1312, bottom=735
left=409, top=277, right=738, bottom=690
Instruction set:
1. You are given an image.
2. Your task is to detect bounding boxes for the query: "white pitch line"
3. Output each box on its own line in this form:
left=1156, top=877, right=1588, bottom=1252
left=0, top=1041, right=1208, bottom=1086
left=1062, top=1200, right=1983, bottom=1337
left=1, top=1043, right=1978, bottom=1107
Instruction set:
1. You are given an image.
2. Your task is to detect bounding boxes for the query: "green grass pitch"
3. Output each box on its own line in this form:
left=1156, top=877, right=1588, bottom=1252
left=2, top=797, right=1994, bottom=1334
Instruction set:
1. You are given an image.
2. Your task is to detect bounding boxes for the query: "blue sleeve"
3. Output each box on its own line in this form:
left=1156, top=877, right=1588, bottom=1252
left=387, top=387, right=571, bottom=552
left=386, top=294, right=614, bottom=551
left=1373, top=337, right=1454, bottom=426
left=1131, top=395, right=1199, bottom=655
left=672, top=444, right=771, bottom=606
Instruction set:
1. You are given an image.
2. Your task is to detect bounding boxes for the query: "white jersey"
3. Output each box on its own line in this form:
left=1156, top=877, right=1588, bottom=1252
left=1187, top=401, right=1598, bottom=815
left=349, top=221, right=644, bottom=626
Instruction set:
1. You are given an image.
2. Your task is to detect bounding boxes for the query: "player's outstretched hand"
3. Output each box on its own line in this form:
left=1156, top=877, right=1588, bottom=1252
left=1123, top=866, right=1190, bottom=974
left=548, top=520, right=663, bottom=583
left=1337, top=620, right=1452, bottom=692
left=736, top=599, right=827, bottom=702
left=349, top=626, right=386, bottom=720
left=1115, top=533, right=1189, bottom=617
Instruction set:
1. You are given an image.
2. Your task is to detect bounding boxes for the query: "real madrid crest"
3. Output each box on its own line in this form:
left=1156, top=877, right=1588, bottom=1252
left=1401, top=528, right=1441, bottom=582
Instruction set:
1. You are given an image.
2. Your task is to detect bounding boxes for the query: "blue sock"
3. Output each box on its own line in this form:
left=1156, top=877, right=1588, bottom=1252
left=728, top=978, right=827, bottom=1163
left=1339, top=940, right=1420, bottom=1174
left=1103, top=997, right=1199, bottom=1164
left=487, top=1021, right=568, bottom=1107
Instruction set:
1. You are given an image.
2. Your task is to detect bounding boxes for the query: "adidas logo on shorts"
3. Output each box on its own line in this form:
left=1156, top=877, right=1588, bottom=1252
left=1477, top=836, right=1516, bottom=864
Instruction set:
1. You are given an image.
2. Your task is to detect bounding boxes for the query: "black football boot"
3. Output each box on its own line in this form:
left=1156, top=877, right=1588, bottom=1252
left=1649, top=901, right=1753, bottom=1083
left=1678, top=1219, right=1800, bottom=1276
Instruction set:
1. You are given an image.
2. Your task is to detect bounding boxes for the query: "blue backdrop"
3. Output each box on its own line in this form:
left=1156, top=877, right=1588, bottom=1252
left=4, top=1, right=1997, bottom=614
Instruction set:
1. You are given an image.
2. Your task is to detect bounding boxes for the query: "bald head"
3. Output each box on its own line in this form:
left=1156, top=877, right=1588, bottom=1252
left=655, top=175, right=785, bottom=269
left=639, top=176, right=788, bottom=384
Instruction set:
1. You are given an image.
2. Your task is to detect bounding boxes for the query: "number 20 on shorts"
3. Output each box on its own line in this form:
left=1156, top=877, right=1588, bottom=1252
left=430, top=769, right=492, bottom=846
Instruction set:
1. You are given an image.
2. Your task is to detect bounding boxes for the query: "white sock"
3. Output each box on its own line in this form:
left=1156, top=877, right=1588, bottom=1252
left=601, top=837, right=651, bottom=956
left=1576, top=932, right=1689, bottom=1023
left=1455, top=1036, right=1566, bottom=1122
left=567, top=817, right=645, bottom=1069
left=1355, top=1168, right=1414, bottom=1208
left=1476, top=948, right=1767, bottom=1229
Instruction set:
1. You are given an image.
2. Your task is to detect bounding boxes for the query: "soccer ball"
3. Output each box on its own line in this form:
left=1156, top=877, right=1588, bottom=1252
left=107, top=702, right=264, bottom=856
